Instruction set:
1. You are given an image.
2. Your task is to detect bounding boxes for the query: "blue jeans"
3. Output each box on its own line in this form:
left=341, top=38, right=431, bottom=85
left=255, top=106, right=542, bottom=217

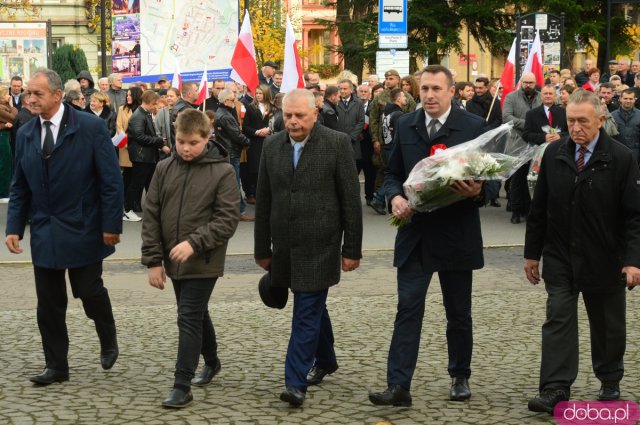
left=229, top=157, right=246, bottom=214
left=171, top=278, right=218, bottom=387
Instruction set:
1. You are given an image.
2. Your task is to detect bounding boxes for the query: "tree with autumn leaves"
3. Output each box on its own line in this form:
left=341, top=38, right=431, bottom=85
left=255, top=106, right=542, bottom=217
left=240, top=0, right=287, bottom=67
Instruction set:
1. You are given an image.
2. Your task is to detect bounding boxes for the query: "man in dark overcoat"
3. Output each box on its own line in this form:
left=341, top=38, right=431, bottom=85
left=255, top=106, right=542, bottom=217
left=5, top=68, right=124, bottom=385
left=522, top=84, right=568, bottom=147
left=254, top=89, right=363, bottom=407
left=525, top=89, right=640, bottom=414
left=369, top=65, right=497, bottom=407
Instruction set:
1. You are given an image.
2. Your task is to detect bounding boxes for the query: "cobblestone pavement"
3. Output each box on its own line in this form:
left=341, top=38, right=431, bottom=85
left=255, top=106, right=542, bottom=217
left=1, top=248, right=639, bottom=424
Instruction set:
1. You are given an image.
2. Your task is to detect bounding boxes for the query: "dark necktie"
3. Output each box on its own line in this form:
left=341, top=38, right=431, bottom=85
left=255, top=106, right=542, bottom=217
left=428, top=119, right=439, bottom=139
left=576, top=146, right=587, bottom=172
left=342, top=99, right=349, bottom=108
left=43, top=121, right=55, bottom=158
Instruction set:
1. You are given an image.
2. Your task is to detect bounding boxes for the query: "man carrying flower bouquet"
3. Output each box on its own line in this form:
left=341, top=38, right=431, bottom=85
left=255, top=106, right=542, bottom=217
left=368, top=65, right=498, bottom=407
left=522, top=84, right=568, bottom=147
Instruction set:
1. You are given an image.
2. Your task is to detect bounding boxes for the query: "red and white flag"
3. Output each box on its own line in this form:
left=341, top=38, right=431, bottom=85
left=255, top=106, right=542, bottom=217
left=280, top=14, right=304, bottom=94
left=522, top=31, right=544, bottom=87
left=230, top=10, right=259, bottom=94
left=194, top=65, right=209, bottom=106
left=171, top=58, right=182, bottom=92
left=498, top=37, right=516, bottom=109
left=112, top=132, right=127, bottom=149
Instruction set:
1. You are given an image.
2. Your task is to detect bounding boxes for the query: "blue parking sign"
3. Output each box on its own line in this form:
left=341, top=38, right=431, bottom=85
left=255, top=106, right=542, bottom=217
left=379, top=0, right=407, bottom=34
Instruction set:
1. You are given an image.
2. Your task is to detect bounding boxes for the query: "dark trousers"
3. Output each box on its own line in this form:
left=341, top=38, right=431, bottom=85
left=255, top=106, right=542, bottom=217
left=122, top=167, right=132, bottom=207
left=33, top=262, right=115, bottom=372
left=124, top=162, right=155, bottom=212
left=539, top=283, right=625, bottom=393
left=171, top=278, right=218, bottom=387
left=508, top=161, right=531, bottom=215
left=356, top=158, right=376, bottom=201
left=387, top=248, right=473, bottom=390
left=285, top=289, right=336, bottom=390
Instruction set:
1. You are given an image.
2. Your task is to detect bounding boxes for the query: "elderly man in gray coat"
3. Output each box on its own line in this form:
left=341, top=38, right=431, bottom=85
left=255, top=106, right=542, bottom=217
left=254, top=89, right=363, bottom=407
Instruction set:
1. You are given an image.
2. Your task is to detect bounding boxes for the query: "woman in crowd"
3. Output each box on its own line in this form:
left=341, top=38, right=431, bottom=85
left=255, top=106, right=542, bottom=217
left=0, top=87, right=17, bottom=201
left=88, top=92, right=116, bottom=137
left=581, top=68, right=601, bottom=92
left=559, top=84, right=575, bottom=108
left=401, top=75, right=420, bottom=103
left=242, top=84, right=274, bottom=205
left=117, top=86, right=143, bottom=216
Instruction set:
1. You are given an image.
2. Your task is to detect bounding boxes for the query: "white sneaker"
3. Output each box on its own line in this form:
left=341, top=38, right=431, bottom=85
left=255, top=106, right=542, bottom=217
left=123, top=210, right=142, bottom=222
left=0, top=198, right=9, bottom=204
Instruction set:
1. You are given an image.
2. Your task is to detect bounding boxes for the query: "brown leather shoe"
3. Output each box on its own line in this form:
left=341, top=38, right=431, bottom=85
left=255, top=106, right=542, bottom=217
left=246, top=196, right=256, bottom=204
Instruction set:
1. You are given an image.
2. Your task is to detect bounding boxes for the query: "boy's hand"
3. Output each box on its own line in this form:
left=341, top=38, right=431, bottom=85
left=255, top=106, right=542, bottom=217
left=148, top=266, right=166, bottom=290
left=169, top=241, right=194, bottom=264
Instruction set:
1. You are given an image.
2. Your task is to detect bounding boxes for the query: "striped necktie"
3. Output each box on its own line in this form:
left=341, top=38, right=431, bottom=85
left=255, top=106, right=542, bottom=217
left=576, top=146, right=587, bottom=172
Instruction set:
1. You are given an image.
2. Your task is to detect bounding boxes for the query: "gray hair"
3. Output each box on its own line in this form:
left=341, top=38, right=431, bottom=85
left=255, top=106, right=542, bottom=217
left=217, top=89, right=235, bottom=103
left=98, top=77, right=108, bottom=85
left=32, top=68, right=63, bottom=93
left=619, top=57, right=631, bottom=66
left=568, top=89, right=604, bottom=116
left=63, top=79, right=81, bottom=96
left=283, top=89, right=315, bottom=110
left=107, top=73, right=120, bottom=85
left=64, top=90, right=83, bottom=103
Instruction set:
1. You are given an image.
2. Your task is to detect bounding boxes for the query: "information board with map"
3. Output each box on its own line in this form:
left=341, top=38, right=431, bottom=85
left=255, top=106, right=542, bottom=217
left=113, top=0, right=239, bottom=83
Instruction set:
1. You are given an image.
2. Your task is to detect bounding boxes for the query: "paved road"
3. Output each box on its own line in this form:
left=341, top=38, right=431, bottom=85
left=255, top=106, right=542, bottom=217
left=1, top=195, right=638, bottom=424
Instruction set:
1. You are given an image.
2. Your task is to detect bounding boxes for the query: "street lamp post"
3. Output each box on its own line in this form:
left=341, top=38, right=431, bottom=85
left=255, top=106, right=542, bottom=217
left=100, top=0, right=107, bottom=77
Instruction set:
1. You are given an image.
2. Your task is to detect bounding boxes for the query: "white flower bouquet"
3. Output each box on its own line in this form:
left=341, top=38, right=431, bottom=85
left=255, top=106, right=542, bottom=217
left=392, top=123, right=536, bottom=226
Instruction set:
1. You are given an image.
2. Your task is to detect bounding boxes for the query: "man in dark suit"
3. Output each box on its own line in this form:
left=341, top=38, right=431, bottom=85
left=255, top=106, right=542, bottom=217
left=336, top=79, right=365, bottom=162
left=522, top=84, right=568, bottom=146
left=254, top=89, right=363, bottom=407
left=369, top=65, right=497, bottom=406
left=525, top=89, right=640, bottom=414
left=5, top=68, right=124, bottom=385
left=10, top=76, right=23, bottom=111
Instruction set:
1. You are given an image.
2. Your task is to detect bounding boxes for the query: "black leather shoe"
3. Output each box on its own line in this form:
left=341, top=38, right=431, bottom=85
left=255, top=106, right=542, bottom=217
left=100, top=346, right=119, bottom=370
left=192, top=360, right=221, bottom=387
left=280, top=386, right=306, bottom=406
left=490, top=199, right=501, bottom=207
left=528, top=388, right=569, bottom=414
left=369, top=200, right=387, bottom=215
left=450, top=377, right=471, bottom=401
left=30, top=368, right=69, bottom=385
left=598, top=382, right=620, bottom=401
left=307, top=363, right=338, bottom=386
left=162, top=388, right=193, bottom=408
left=510, top=212, right=521, bottom=224
left=368, top=384, right=412, bottom=407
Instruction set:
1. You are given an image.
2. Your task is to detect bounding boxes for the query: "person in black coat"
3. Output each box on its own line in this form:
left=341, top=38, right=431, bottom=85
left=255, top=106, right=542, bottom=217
left=87, top=92, right=116, bottom=137
left=320, top=86, right=340, bottom=131
left=125, top=90, right=170, bottom=217
left=369, top=66, right=498, bottom=407
left=522, top=84, right=568, bottom=146
left=465, top=77, right=502, bottom=129
left=242, top=84, right=274, bottom=204
left=524, top=90, right=640, bottom=414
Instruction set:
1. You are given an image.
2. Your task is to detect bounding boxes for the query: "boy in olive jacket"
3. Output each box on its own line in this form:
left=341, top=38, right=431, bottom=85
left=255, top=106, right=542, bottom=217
left=141, top=109, right=240, bottom=408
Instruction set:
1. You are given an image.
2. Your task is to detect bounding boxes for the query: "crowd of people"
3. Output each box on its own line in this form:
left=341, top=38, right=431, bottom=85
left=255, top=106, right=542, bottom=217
left=1, top=56, right=640, bottom=414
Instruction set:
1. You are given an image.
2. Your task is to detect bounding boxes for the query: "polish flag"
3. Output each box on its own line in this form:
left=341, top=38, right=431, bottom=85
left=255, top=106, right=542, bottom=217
left=230, top=10, right=259, bottom=94
left=522, top=31, right=545, bottom=87
left=112, top=132, right=127, bottom=149
left=171, top=58, right=182, bottom=92
left=280, top=15, right=304, bottom=94
left=194, top=65, right=209, bottom=106
left=498, top=38, right=516, bottom=109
